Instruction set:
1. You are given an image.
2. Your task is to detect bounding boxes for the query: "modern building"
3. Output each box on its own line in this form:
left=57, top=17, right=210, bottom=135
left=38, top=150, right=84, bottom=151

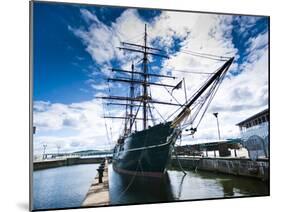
left=236, top=108, right=269, bottom=160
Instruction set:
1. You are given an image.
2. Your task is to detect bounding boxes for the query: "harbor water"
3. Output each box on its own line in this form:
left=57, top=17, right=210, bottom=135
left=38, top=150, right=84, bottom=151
left=33, top=163, right=269, bottom=210
left=33, top=164, right=99, bottom=210
left=109, top=165, right=268, bottom=205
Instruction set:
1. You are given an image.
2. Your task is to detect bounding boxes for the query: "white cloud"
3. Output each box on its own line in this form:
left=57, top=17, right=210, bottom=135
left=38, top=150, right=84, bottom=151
left=90, top=83, right=108, bottom=90
left=234, top=16, right=263, bottom=35
left=80, top=8, right=100, bottom=24
left=143, top=12, right=239, bottom=129
left=145, top=12, right=267, bottom=144
left=69, top=9, right=145, bottom=67
left=181, top=34, right=268, bottom=144
left=33, top=99, right=125, bottom=154
left=245, top=31, right=268, bottom=63
left=70, top=9, right=238, bottom=95
left=36, top=9, right=268, bottom=154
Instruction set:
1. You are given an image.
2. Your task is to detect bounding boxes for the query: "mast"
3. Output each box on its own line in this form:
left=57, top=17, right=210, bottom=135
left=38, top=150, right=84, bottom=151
left=124, top=101, right=129, bottom=134
left=98, top=24, right=175, bottom=134
left=143, top=24, right=148, bottom=130
left=129, top=62, right=135, bottom=132
left=98, top=25, right=234, bottom=136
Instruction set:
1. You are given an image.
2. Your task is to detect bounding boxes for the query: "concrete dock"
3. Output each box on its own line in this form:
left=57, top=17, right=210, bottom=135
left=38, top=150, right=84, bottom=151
left=82, top=160, right=110, bottom=207
left=33, top=157, right=106, bottom=170
left=171, top=156, right=269, bottom=180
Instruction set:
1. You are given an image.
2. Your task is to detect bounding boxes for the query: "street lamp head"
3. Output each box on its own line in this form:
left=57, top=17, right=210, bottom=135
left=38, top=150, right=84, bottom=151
left=213, top=112, right=218, bottom=118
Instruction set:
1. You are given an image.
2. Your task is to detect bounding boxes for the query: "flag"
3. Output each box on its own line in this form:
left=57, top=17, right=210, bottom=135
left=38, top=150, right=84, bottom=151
left=172, top=80, right=183, bottom=92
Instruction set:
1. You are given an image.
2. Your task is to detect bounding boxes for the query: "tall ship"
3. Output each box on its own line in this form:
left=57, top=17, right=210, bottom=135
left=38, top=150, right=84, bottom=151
left=98, top=25, right=234, bottom=177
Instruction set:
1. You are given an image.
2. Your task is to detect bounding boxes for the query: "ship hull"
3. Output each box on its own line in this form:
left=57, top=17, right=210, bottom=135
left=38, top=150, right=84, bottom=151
left=112, top=122, right=180, bottom=178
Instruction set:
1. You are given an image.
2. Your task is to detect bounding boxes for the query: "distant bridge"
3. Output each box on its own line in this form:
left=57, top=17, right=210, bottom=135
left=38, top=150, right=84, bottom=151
left=42, top=151, right=113, bottom=159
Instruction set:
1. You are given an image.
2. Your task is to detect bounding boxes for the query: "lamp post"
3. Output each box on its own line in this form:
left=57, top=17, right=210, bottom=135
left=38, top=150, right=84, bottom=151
left=56, top=144, right=61, bottom=158
left=213, top=112, right=221, bottom=140
left=213, top=112, right=221, bottom=158
left=43, top=144, right=47, bottom=160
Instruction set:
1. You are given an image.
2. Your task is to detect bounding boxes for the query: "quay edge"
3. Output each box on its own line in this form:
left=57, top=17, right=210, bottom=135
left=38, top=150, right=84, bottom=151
left=170, top=157, right=269, bottom=181
left=33, top=157, right=108, bottom=170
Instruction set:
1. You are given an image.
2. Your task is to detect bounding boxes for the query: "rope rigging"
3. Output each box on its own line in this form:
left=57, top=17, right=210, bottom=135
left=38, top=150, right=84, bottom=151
left=162, top=57, right=232, bottom=138
left=100, top=23, right=233, bottom=139
left=92, top=26, right=235, bottom=195
left=179, top=63, right=229, bottom=135
left=181, top=48, right=232, bottom=61
left=182, top=49, right=232, bottom=59
left=172, top=69, right=214, bottom=75
left=102, top=99, right=112, bottom=146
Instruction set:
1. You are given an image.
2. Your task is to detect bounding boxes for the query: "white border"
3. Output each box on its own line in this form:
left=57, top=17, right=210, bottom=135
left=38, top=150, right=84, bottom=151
left=0, top=0, right=279, bottom=212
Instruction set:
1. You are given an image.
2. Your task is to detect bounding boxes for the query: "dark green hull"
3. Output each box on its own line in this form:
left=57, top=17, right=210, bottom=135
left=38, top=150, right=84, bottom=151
left=112, top=122, right=180, bottom=177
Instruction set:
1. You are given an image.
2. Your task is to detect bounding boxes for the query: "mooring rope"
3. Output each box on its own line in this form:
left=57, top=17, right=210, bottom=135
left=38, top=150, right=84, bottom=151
left=172, top=145, right=187, bottom=175
left=114, top=148, right=146, bottom=203
left=114, top=164, right=139, bottom=204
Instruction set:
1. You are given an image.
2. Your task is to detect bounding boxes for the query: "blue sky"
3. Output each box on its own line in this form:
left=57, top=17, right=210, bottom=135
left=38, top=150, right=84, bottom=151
left=33, top=1, right=269, bottom=154
left=33, top=2, right=162, bottom=104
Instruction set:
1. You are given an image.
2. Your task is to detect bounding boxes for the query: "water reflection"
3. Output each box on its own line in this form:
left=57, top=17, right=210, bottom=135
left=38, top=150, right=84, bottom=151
left=109, top=165, right=174, bottom=205
left=174, top=173, right=188, bottom=200
left=33, top=163, right=269, bottom=210
left=110, top=165, right=269, bottom=204
left=218, top=176, right=269, bottom=197
left=168, top=167, right=269, bottom=200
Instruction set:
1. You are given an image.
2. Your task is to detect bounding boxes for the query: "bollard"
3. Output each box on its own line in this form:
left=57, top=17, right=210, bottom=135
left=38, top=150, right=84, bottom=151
left=97, top=166, right=104, bottom=183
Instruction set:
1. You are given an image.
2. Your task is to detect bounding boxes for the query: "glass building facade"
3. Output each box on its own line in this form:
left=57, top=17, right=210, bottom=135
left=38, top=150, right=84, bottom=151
left=237, top=109, right=269, bottom=160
